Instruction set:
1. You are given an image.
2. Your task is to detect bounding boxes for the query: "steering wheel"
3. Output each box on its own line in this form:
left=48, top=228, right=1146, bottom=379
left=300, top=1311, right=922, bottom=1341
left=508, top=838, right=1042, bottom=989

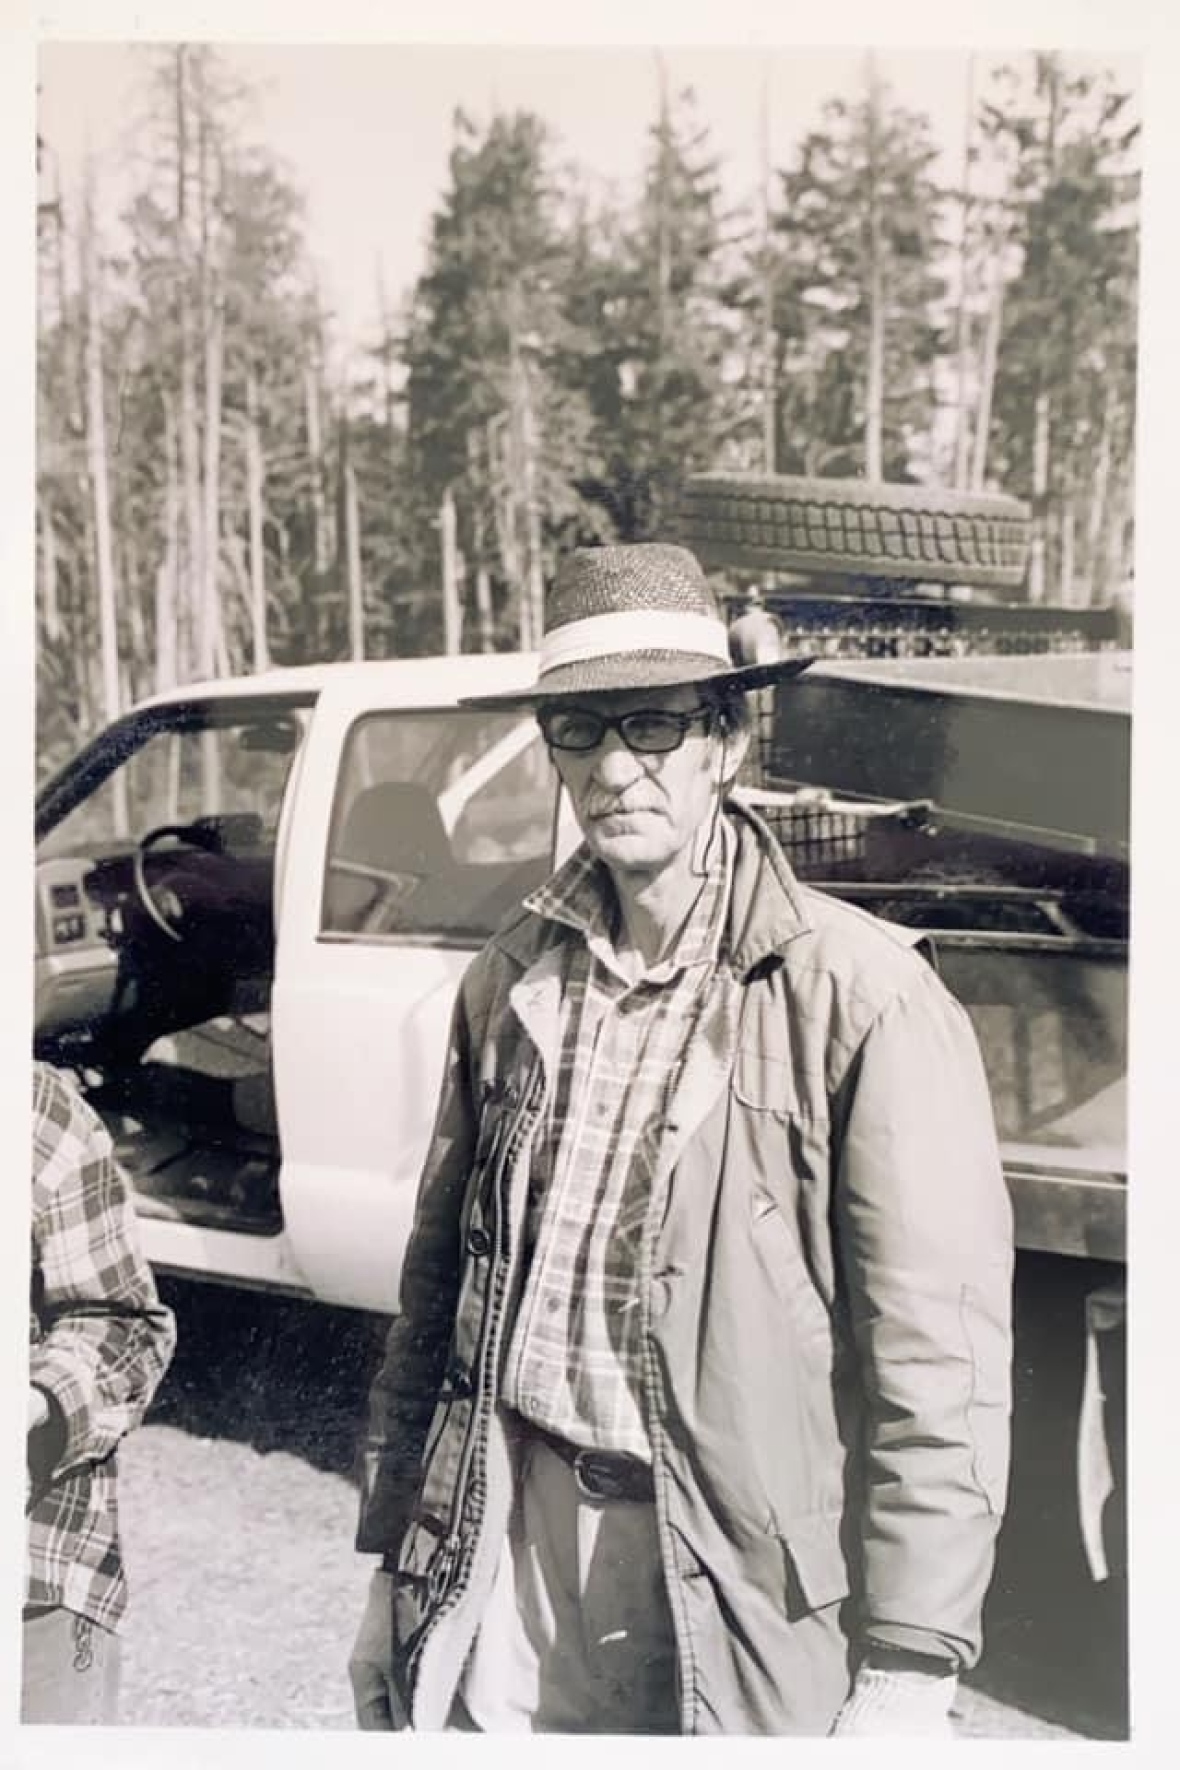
left=132, top=822, right=221, bottom=943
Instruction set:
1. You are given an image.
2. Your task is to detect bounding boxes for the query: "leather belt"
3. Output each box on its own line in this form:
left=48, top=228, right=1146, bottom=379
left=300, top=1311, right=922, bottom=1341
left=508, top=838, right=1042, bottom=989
left=523, top=1420, right=656, bottom=1503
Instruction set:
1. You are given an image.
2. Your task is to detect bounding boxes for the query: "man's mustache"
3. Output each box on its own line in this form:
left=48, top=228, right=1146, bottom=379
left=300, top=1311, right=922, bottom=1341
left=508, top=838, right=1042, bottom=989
left=581, top=794, right=660, bottom=818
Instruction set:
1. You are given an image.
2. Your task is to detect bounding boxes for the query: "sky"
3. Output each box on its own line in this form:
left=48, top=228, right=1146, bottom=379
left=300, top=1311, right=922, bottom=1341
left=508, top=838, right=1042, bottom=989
left=36, top=38, right=1141, bottom=356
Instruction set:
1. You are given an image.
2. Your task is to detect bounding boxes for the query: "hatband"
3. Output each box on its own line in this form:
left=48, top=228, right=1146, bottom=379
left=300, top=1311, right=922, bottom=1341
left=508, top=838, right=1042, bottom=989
left=540, top=610, right=731, bottom=674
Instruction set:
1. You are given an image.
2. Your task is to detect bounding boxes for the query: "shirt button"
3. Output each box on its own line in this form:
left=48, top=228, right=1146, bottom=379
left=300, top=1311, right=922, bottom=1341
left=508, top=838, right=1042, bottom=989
left=545, top=1296, right=561, bottom=1314
left=467, top=1226, right=491, bottom=1257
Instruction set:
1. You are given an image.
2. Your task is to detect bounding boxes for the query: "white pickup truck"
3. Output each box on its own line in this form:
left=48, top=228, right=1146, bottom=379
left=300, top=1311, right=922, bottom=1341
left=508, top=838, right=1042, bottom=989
left=34, top=654, right=566, bottom=1314
left=34, top=649, right=1126, bottom=1314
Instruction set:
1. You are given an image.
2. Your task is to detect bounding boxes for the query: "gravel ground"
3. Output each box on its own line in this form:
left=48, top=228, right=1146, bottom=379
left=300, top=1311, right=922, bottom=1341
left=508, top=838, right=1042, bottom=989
left=111, top=1278, right=1124, bottom=1738
left=121, top=1427, right=368, bottom=1728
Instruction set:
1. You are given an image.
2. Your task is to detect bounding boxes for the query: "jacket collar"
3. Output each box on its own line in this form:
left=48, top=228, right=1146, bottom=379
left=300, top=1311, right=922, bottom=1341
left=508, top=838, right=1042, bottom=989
left=723, top=798, right=814, bottom=976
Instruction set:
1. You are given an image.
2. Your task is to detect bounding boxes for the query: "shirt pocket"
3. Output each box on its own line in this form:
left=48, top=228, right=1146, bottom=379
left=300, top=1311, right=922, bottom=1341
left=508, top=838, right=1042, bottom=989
left=732, top=1046, right=799, bottom=1119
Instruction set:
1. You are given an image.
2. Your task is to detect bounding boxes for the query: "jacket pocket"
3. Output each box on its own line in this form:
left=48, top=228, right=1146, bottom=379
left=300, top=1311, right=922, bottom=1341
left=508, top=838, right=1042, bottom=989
left=779, top=1511, right=851, bottom=1619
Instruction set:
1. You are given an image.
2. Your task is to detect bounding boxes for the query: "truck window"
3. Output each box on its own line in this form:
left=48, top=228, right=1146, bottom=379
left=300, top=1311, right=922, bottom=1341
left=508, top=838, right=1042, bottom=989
left=39, top=713, right=308, bottom=859
left=321, top=709, right=557, bottom=943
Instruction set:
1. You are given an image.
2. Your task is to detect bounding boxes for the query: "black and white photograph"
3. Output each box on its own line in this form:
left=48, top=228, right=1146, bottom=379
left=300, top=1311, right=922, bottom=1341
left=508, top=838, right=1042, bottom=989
left=9, top=0, right=1174, bottom=1758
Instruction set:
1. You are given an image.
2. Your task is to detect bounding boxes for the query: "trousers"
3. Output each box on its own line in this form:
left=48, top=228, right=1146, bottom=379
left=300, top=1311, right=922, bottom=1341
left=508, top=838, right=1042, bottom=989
left=22, top=1607, right=121, bottom=1724
left=456, top=1434, right=680, bottom=1733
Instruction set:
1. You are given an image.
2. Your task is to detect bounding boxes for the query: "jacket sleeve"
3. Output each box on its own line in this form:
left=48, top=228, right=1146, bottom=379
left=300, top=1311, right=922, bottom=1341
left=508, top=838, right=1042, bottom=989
left=29, top=1072, right=177, bottom=1487
left=355, top=981, right=481, bottom=1557
left=830, top=964, right=1014, bottom=1669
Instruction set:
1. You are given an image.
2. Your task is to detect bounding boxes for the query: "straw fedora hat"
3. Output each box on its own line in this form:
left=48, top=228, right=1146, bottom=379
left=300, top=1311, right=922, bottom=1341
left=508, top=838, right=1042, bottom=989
left=460, top=543, right=812, bottom=707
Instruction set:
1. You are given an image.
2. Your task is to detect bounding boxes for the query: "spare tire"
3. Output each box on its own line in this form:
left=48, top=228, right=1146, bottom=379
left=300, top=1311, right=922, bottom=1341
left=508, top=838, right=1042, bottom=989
left=677, top=473, right=1031, bottom=591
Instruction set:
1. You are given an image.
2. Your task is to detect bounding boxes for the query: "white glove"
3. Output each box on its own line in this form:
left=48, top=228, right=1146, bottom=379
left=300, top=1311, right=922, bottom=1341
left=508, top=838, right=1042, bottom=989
left=27, top=1387, right=50, bottom=1433
left=829, top=1664, right=957, bottom=1737
left=348, top=1570, right=409, bottom=1731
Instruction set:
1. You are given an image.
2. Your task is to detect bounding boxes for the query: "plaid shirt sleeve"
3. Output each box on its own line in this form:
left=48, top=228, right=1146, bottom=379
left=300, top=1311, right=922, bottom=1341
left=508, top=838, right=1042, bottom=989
left=30, top=1063, right=176, bottom=1484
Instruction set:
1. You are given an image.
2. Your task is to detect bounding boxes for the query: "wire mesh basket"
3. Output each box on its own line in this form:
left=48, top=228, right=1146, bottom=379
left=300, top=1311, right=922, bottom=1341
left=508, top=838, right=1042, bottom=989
left=756, top=800, right=868, bottom=878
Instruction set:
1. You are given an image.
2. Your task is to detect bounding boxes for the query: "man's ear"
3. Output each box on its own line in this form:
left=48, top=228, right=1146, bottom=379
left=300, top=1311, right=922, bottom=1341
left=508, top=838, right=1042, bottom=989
left=719, top=719, right=752, bottom=790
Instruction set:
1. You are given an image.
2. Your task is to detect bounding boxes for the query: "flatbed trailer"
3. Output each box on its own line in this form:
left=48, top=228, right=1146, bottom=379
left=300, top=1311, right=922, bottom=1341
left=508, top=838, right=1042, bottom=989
left=772, top=651, right=1131, bottom=859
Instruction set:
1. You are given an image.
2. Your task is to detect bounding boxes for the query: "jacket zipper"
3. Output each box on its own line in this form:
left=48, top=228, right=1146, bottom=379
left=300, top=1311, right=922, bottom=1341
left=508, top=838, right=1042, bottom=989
left=427, top=1061, right=543, bottom=1611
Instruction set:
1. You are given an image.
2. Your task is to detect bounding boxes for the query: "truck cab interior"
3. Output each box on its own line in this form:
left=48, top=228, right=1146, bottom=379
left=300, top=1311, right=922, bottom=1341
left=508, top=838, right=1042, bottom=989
left=34, top=691, right=561, bottom=1238
left=35, top=698, right=313, bottom=1233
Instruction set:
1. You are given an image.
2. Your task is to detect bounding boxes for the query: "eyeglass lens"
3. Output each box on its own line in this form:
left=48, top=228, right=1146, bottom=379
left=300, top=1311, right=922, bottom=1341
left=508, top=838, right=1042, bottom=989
left=540, top=707, right=709, bottom=753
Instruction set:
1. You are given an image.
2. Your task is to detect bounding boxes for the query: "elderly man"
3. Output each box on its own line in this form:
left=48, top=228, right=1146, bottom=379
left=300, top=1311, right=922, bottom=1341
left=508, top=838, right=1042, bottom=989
left=349, top=543, right=1013, bottom=1737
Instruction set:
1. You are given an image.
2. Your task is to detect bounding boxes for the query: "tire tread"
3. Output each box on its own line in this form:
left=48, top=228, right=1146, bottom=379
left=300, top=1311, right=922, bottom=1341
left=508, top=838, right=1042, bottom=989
left=677, top=473, right=1030, bottom=589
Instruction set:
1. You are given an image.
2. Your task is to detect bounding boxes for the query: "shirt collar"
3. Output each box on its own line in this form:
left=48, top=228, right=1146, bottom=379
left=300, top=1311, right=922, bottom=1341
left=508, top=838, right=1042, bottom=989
left=525, top=817, right=733, bottom=978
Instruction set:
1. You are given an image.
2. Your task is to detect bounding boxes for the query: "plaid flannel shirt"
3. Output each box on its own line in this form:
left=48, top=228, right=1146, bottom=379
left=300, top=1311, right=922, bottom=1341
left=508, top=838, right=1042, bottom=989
left=501, top=823, right=732, bottom=1460
left=28, top=1062, right=176, bottom=1630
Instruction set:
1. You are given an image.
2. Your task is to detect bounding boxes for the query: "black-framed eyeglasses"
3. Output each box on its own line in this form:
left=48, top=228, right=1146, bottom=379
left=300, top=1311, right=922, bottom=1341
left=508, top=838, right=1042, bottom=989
left=537, top=704, right=715, bottom=754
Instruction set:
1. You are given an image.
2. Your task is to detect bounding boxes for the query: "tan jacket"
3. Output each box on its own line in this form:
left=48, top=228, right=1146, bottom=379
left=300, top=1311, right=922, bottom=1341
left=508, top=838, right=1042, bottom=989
left=357, top=805, right=1013, bottom=1734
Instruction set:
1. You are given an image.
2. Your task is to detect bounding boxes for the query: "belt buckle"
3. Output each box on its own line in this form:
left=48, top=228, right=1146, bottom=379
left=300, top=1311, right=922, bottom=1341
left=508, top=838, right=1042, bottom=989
left=572, top=1449, right=631, bottom=1501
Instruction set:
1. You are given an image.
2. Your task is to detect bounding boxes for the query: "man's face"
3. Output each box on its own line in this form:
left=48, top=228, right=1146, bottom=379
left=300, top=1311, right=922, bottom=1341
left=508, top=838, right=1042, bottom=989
left=542, top=684, right=749, bottom=885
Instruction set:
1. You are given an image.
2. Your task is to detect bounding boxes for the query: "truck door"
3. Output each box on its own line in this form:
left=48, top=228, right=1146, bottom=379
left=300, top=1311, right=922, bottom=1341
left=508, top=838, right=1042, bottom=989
left=270, top=677, right=558, bottom=1313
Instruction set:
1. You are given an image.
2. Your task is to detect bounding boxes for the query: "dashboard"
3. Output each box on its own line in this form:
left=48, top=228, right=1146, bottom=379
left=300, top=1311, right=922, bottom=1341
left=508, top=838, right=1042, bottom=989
left=34, top=853, right=121, bottom=1041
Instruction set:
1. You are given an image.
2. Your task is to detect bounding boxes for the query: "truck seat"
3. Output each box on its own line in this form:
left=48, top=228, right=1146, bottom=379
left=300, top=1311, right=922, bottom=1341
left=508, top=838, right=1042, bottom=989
left=134, top=1014, right=277, bottom=1140
left=324, top=782, right=455, bottom=934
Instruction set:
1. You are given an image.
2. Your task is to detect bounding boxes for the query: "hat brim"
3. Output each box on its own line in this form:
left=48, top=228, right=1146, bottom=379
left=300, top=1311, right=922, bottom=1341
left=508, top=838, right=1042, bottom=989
left=458, top=651, right=814, bottom=709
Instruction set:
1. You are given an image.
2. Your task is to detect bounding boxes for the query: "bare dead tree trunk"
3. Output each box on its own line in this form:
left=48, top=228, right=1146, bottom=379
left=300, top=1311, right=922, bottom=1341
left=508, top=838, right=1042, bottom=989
left=304, top=309, right=332, bottom=577
left=1104, top=450, right=1135, bottom=612
left=199, top=286, right=225, bottom=675
left=863, top=53, right=885, bottom=482
left=517, top=340, right=544, bottom=652
left=175, top=45, right=202, bottom=682
left=196, top=75, right=226, bottom=681
left=47, top=153, right=86, bottom=439
left=440, top=485, right=462, bottom=656
left=488, top=412, right=522, bottom=642
left=969, top=248, right=1005, bottom=492
left=375, top=257, right=399, bottom=480
left=178, top=353, right=202, bottom=678
left=1028, top=388, right=1051, bottom=604
left=952, top=55, right=976, bottom=489
left=472, top=515, right=494, bottom=654
left=1059, top=484, right=1076, bottom=607
left=466, top=428, right=495, bottom=653
left=123, top=529, right=149, bottom=700
left=38, top=491, right=61, bottom=644
left=654, top=51, right=671, bottom=352
left=82, top=164, right=126, bottom=831
left=759, top=68, right=776, bottom=476
left=344, top=452, right=365, bottom=661
left=1027, top=58, right=1062, bottom=608
left=75, top=491, right=98, bottom=737
left=1083, top=383, right=1117, bottom=609
left=155, top=397, right=180, bottom=692
left=244, top=367, right=269, bottom=670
